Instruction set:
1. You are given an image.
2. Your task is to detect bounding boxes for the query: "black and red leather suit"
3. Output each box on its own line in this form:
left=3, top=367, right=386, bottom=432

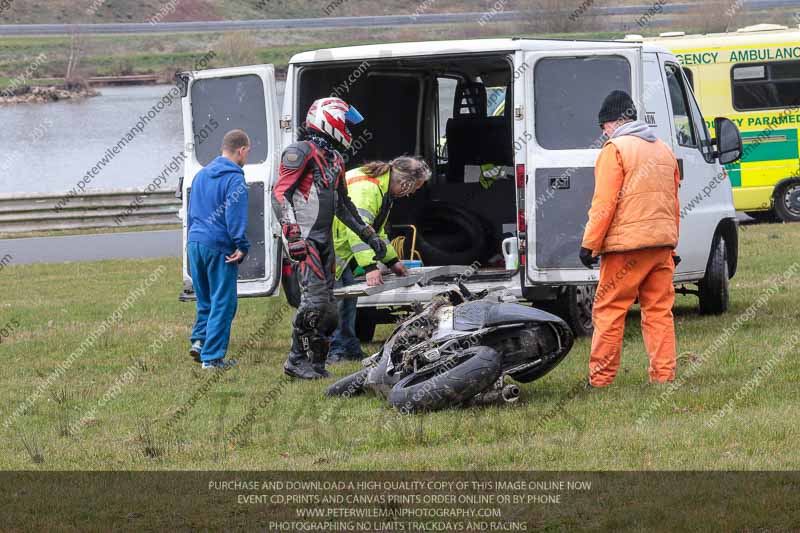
left=271, top=132, right=379, bottom=378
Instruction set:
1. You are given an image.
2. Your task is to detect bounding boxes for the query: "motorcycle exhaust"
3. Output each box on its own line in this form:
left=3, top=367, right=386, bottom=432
left=468, top=382, right=521, bottom=406
left=501, top=384, right=520, bottom=403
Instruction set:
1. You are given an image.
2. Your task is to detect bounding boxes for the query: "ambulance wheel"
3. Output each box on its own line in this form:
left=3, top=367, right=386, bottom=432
left=698, top=236, right=729, bottom=315
left=774, top=180, right=800, bottom=223
left=355, top=308, right=378, bottom=343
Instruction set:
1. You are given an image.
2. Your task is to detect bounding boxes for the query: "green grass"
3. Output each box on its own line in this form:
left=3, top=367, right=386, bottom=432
left=1, top=222, right=799, bottom=471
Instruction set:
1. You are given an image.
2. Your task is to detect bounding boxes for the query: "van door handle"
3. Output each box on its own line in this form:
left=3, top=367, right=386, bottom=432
left=677, top=159, right=684, bottom=182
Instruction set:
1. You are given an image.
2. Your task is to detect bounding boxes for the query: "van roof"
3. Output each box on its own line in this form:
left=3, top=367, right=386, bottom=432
left=289, top=37, right=668, bottom=64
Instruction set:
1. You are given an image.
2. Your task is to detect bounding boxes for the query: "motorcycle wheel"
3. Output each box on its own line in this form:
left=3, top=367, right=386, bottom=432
left=325, top=368, right=370, bottom=398
left=387, top=346, right=502, bottom=413
left=495, top=323, right=574, bottom=384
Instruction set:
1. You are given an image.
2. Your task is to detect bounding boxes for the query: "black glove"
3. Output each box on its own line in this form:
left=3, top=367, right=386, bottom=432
left=579, top=247, right=598, bottom=269
left=283, top=223, right=307, bottom=261
left=673, top=254, right=682, bottom=267
left=360, top=226, right=387, bottom=261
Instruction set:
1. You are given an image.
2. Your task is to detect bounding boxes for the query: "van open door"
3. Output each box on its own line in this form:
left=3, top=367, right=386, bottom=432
left=177, top=64, right=282, bottom=299
left=520, top=45, right=643, bottom=285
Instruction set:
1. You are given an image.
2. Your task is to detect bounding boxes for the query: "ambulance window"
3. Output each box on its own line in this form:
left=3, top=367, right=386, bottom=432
left=190, top=74, right=269, bottom=166
left=665, top=63, right=697, bottom=147
left=732, top=60, right=800, bottom=111
left=534, top=55, right=631, bottom=149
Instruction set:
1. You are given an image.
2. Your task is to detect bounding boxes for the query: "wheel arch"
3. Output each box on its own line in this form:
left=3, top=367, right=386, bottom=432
left=771, top=175, right=800, bottom=205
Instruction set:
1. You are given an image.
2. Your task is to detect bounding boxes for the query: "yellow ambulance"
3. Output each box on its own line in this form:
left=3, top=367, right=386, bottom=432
left=647, top=24, right=800, bottom=222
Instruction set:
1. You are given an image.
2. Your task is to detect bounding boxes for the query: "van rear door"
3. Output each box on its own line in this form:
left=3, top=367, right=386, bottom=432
left=520, top=46, right=643, bottom=285
left=179, top=65, right=282, bottom=298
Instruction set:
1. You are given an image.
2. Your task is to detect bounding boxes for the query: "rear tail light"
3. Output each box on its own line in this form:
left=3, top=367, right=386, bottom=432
left=516, top=164, right=527, bottom=234
left=515, top=163, right=528, bottom=269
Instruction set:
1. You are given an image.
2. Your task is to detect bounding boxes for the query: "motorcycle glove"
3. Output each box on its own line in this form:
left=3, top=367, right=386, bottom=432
left=283, top=223, right=307, bottom=261
left=360, top=225, right=387, bottom=261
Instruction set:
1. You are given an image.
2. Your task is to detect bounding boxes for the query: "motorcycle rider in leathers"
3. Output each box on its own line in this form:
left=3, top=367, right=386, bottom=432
left=272, top=97, right=387, bottom=380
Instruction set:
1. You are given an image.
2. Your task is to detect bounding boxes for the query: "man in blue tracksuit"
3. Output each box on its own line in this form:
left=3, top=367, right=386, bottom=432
left=186, top=129, right=251, bottom=369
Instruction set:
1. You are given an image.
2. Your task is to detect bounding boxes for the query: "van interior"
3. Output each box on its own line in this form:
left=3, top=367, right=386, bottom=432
left=296, top=54, right=518, bottom=279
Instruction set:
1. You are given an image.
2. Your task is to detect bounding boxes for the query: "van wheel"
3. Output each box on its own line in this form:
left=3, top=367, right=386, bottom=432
left=698, top=236, right=729, bottom=315
left=567, top=285, right=595, bottom=336
left=538, top=285, right=595, bottom=337
left=774, top=180, right=800, bottom=223
left=355, top=308, right=378, bottom=343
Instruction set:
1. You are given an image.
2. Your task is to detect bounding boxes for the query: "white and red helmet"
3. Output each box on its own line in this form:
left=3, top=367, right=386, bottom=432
left=305, top=97, right=364, bottom=149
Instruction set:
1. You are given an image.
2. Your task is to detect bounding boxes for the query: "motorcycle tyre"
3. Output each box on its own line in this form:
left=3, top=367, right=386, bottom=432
left=325, top=368, right=370, bottom=398
left=388, top=346, right=502, bottom=413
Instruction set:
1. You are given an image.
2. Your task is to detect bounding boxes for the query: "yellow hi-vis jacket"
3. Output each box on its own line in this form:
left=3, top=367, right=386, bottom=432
left=333, top=167, right=399, bottom=279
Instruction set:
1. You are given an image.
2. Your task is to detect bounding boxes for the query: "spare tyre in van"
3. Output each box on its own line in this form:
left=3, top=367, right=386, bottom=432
left=413, top=203, right=490, bottom=266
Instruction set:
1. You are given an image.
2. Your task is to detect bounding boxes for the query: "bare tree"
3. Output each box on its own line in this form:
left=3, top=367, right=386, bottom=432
left=64, top=28, right=89, bottom=90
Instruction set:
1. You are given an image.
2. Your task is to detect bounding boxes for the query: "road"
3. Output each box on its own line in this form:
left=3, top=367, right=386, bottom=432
left=0, top=229, right=181, bottom=265
left=0, top=1, right=793, bottom=36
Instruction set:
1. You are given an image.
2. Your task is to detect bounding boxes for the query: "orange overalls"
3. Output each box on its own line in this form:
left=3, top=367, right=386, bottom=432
left=582, top=134, right=682, bottom=387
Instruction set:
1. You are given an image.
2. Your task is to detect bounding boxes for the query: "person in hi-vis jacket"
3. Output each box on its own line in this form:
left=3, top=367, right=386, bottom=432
left=328, top=157, right=431, bottom=363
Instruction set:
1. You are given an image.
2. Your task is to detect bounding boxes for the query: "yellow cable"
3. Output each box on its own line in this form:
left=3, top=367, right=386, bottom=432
left=391, top=236, right=406, bottom=260
left=391, top=225, right=422, bottom=262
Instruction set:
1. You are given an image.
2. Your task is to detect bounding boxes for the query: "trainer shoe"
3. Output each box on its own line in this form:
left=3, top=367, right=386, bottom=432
left=201, top=359, right=238, bottom=370
left=189, top=340, right=203, bottom=363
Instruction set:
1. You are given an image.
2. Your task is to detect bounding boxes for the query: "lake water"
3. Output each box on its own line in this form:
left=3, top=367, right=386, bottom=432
left=0, top=79, right=455, bottom=195
left=0, top=83, right=286, bottom=195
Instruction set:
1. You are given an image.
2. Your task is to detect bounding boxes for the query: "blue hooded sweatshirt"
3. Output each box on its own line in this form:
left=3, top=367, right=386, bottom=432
left=187, top=156, right=250, bottom=256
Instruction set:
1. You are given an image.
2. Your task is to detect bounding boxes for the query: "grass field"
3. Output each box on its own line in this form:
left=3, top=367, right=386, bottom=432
left=1, top=222, right=799, bottom=471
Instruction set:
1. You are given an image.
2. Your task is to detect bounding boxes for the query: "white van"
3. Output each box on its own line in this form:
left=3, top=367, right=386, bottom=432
left=177, top=38, right=742, bottom=336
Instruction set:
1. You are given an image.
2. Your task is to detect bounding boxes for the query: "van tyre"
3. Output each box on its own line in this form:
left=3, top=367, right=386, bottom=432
left=774, top=179, right=800, bottom=223
left=414, top=203, right=488, bottom=266
left=538, top=285, right=595, bottom=337
left=388, top=346, right=502, bottom=413
left=698, top=236, right=729, bottom=315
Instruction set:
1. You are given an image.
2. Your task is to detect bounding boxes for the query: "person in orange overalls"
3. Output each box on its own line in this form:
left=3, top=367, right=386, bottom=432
left=580, top=90, right=682, bottom=387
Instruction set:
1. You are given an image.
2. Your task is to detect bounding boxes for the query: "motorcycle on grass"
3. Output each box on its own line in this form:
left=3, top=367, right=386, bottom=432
left=326, top=285, right=575, bottom=412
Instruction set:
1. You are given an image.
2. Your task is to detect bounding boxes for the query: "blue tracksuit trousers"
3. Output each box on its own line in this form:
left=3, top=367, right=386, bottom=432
left=188, top=241, right=239, bottom=362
